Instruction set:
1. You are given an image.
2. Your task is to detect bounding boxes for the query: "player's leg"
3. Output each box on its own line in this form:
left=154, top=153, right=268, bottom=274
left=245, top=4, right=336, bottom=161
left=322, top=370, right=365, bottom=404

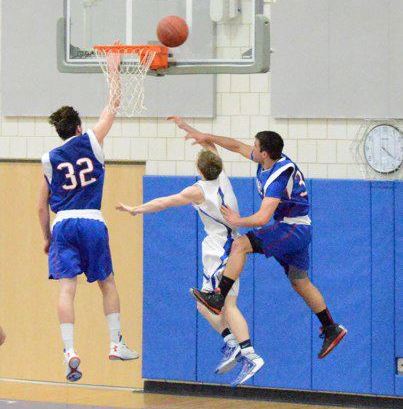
left=0, top=325, right=6, bottom=346
left=196, top=302, right=227, bottom=333
left=78, top=219, right=139, bottom=361
left=58, top=277, right=82, bottom=382
left=224, top=291, right=264, bottom=387
left=288, top=273, right=347, bottom=359
left=192, top=235, right=254, bottom=315
left=49, top=220, right=83, bottom=382
left=97, top=273, right=140, bottom=361
left=196, top=302, right=241, bottom=374
left=277, top=226, right=347, bottom=359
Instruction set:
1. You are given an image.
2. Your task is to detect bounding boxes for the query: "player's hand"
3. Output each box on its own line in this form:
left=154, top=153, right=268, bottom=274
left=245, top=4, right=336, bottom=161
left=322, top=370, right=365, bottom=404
left=0, top=326, right=6, bottom=346
left=116, top=202, right=138, bottom=216
left=221, top=205, right=241, bottom=227
left=168, top=116, right=210, bottom=145
left=167, top=116, right=194, bottom=131
left=43, top=238, right=51, bottom=254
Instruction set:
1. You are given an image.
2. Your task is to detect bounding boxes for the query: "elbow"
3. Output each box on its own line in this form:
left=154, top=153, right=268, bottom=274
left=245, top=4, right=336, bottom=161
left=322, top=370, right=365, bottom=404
left=255, top=215, right=271, bottom=227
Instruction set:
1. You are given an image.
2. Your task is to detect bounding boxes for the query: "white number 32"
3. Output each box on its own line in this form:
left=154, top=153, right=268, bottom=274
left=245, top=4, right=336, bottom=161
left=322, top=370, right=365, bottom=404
left=57, top=158, right=96, bottom=190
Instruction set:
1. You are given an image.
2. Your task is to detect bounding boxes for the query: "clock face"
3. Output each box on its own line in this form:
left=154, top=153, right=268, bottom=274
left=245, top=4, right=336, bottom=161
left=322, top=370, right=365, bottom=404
left=364, top=125, right=403, bottom=174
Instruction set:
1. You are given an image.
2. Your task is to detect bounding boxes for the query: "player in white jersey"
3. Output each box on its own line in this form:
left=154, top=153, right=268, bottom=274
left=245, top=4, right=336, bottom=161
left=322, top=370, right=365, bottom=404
left=38, top=43, right=138, bottom=383
left=117, top=138, right=263, bottom=381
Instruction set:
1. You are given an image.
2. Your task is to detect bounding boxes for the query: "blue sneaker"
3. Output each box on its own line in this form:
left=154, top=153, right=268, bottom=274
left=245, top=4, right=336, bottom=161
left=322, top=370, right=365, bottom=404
left=215, top=341, right=241, bottom=374
left=230, top=353, right=264, bottom=387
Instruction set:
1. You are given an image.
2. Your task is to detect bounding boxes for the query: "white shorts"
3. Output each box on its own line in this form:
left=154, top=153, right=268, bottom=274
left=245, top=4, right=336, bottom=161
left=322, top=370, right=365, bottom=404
left=201, top=238, right=239, bottom=297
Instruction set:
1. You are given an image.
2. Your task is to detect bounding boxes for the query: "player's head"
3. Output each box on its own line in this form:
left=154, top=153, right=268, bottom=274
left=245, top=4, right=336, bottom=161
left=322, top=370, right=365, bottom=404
left=197, top=150, right=223, bottom=181
left=48, top=106, right=82, bottom=140
left=253, top=131, right=284, bottom=163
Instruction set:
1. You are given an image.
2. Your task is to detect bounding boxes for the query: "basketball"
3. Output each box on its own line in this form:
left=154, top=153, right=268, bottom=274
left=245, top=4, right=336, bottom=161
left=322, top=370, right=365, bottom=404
left=157, top=15, right=189, bottom=48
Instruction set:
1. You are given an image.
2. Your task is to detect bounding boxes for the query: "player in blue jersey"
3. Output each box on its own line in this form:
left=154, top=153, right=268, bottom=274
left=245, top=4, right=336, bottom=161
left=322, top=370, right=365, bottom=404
left=171, top=118, right=347, bottom=386
left=38, top=46, right=138, bottom=383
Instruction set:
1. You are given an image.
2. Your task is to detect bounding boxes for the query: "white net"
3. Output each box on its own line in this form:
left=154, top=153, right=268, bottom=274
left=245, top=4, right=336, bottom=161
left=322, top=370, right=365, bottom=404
left=94, top=47, right=157, bottom=117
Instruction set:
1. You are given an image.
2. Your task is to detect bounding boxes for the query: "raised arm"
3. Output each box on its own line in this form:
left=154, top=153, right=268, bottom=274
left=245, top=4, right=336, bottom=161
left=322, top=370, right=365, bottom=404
left=38, top=178, right=51, bottom=254
left=116, top=185, right=204, bottom=216
left=168, top=116, right=253, bottom=160
left=93, top=41, right=122, bottom=145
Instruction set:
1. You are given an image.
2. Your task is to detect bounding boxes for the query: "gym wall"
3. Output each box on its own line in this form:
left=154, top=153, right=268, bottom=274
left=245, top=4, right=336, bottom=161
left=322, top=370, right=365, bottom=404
left=1, top=1, right=401, bottom=179
left=143, top=176, right=402, bottom=397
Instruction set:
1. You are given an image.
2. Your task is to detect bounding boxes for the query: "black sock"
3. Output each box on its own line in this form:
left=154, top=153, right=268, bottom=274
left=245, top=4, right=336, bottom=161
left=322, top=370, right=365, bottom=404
left=221, top=328, right=231, bottom=339
left=239, top=339, right=252, bottom=349
left=218, top=276, right=235, bottom=298
left=316, top=308, right=335, bottom=327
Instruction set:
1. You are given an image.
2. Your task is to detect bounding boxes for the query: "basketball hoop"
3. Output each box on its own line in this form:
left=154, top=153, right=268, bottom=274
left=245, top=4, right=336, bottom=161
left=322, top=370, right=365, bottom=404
left=93, top=44, right=169, bottom=117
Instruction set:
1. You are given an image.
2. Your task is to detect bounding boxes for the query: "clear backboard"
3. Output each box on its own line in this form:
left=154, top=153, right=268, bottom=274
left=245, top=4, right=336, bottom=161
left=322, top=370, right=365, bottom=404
left=57, top=0, right=270, bottom=75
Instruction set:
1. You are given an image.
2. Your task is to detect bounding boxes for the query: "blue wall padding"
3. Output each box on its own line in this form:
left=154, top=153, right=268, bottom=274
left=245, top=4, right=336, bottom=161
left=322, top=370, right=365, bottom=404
left=395, top=181, right=403, bottom=396
left=196, top=177, right=255, bottom=385
left=371, top=182, right=395, bottom=395
left=142, top=176, right=198, bottom=381
left=143, top=176, right=401, bottom=397
left=254, top=179, right=312, bottom=389
left=311, top=180, right=371, bottom=394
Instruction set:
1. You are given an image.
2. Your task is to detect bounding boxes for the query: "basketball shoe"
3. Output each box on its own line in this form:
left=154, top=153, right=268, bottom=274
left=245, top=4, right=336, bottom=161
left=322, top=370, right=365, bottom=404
left=318, top=324, right=347, bottom=359
left=231, top=353, right=264, bottom=387
left=64, top=349, right=82, bottom=382
left=109, top=335, right=140, bottom=360
left=190, top=288, right=224, bottom=315
left=215, top=339, right=241, bottom=375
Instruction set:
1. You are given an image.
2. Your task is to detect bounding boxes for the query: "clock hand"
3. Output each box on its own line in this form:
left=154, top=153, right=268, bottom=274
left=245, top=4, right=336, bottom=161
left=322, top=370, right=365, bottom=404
left=381, top=146, right=398, bottom=160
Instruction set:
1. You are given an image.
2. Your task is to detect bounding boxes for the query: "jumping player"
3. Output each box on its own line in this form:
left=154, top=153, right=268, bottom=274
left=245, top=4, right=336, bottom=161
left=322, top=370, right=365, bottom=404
left=38, top=45, right=138, bottom=383
left=171, top=117, right=347, bottom=386
left=116, top=138, right=264, bottom=386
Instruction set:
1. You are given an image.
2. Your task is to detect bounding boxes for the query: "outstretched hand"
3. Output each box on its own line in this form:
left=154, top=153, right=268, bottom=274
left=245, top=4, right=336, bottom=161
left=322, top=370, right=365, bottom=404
left=221, top=205, right=241, bottom=227
left=116, top=202, right=137, bottom=216
left=168, top=116, right=210, bottom=146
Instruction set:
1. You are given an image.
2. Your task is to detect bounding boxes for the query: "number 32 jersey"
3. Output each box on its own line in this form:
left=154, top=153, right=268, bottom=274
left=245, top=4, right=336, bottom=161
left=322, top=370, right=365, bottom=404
left=41, top=130, right=105, bottom=213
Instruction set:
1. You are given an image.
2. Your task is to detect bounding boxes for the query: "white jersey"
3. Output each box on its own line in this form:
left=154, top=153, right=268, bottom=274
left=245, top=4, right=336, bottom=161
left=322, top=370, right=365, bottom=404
left=193, top=171, right=240, bottom=296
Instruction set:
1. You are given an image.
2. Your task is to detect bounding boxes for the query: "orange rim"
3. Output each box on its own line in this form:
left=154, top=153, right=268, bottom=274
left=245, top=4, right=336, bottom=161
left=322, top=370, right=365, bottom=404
left=93, top=44, right=169, bottom=70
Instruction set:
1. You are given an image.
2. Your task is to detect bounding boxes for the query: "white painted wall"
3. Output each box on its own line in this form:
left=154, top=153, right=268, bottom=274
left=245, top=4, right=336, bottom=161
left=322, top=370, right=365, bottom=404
left=0, top=0, right=398, bottom=179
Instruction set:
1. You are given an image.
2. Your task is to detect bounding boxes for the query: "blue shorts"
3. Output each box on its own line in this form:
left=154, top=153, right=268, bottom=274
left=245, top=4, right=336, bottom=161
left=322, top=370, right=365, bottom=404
left=246, top=223, right=312, bottom=274
left=49, top=218, right=113, bottom=283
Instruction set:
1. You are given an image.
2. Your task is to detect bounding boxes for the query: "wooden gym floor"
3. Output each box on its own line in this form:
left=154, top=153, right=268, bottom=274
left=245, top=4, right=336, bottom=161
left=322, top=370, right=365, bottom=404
left=0, top=380, right=358, bottom=409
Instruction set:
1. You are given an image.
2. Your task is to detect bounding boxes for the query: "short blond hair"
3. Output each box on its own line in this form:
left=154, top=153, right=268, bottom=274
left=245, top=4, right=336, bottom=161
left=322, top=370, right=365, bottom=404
left=197, top=150, right=223, bottom=180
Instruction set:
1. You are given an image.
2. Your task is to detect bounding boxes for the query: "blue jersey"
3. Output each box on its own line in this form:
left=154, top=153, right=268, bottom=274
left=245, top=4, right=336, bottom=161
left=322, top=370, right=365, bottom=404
left=255, top=154, right=310, bottom=223
left=41, top=130, right=105, bottom=213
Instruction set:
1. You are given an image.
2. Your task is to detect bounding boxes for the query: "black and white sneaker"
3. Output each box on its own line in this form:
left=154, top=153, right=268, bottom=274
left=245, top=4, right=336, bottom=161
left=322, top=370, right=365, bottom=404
left=190, top=288, right=224, bottom=315
left=318, top=324, right=347, bottom=359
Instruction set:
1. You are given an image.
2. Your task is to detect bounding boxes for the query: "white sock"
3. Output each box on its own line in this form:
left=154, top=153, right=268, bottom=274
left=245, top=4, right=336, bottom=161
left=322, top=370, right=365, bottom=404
left=60, top=323, right=74, bottom=352
left=224, top=333, right=237, bottom=345
left=106, top=313, right=121, bottom=343
left=241, top=346, right=255, bottom=356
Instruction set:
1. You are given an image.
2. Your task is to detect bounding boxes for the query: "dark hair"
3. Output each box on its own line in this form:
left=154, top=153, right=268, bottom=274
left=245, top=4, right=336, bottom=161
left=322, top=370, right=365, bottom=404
left=48, top=106, right=81, bottom=140
left=255, top=131, right=284, bottom=160
left=197, top=150, right=223, bottom=181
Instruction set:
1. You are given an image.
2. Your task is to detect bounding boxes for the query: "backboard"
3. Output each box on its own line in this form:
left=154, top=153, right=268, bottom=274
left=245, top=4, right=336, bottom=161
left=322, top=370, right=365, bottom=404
left=58, top=0, right=270, bottom=75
